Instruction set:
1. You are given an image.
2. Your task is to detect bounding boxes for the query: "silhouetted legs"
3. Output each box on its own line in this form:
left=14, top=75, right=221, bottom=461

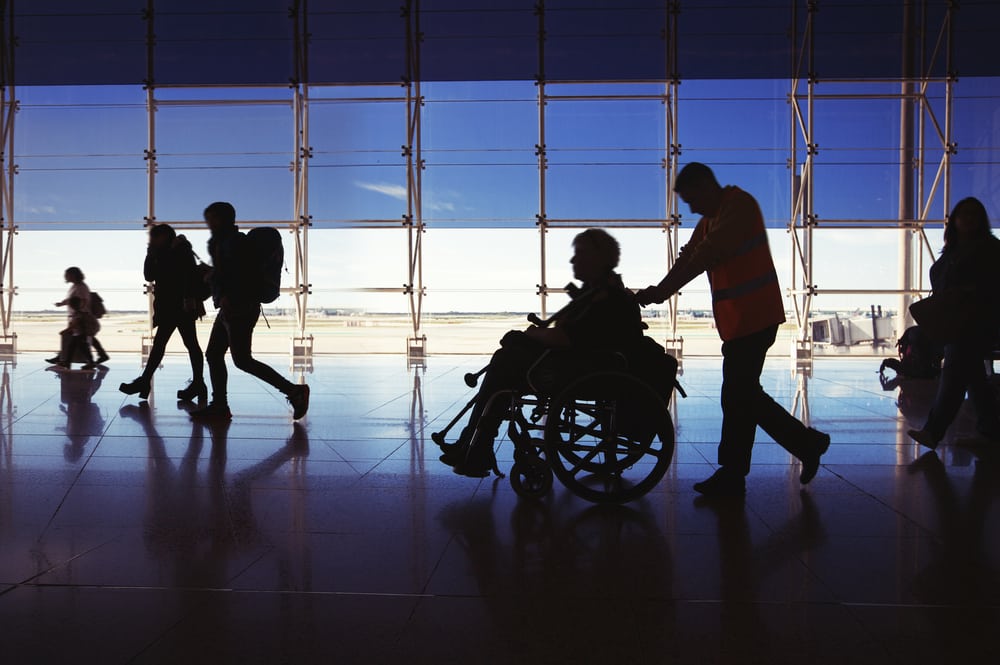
left=923, top=342, right=1000, bottom=442
left=141, top=317, right=204, bottom=385
left=718, top=324, right=814, bottom=476
left=205, top=307, right=296, bottom=406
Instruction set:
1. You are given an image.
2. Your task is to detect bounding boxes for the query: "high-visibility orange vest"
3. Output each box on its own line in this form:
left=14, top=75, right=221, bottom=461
left=707, top=189, right=786, bottom=341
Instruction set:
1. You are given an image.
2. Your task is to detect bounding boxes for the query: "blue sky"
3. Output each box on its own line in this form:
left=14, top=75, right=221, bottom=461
left=10, top=78, right=998, bottom=313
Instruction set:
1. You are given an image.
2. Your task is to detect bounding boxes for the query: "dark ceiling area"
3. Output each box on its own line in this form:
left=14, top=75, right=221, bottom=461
left=4, top=1, right=998, bottom=87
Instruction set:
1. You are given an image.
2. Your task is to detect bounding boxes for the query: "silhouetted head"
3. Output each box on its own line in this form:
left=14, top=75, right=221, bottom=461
left=149, top=223, right=176, bottom=249
left=204, top=201, right=237, bottom=234
left=64, top=266, right=84, bottom=284
left=571, top=228, right=620, bottom=284
left=674, top=162, right=724, bottom=217
left=943, top=197, right=993, bottom=250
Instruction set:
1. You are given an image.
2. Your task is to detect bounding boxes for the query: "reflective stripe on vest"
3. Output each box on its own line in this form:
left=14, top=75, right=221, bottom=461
left=712, top=268, right=778, bottom=303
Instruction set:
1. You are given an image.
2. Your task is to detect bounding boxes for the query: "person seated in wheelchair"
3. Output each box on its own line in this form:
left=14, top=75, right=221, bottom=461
left=439, top=228, right=646, bottom=478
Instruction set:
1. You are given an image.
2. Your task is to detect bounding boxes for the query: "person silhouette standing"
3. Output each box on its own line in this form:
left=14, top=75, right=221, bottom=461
left=190, top=202, right=309, bottom=421
left=636, top=163, right=830, bottom=496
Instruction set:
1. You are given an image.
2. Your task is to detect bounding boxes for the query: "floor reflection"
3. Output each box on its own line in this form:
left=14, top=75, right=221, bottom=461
left=58, top=366, right=108, bottom=462
left=0, top=354, right=997, bottom=663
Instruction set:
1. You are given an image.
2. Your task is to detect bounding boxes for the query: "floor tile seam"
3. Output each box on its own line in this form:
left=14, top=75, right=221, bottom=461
left=14, top=534, right=120, bottom=586
left=7, top=582, right=437, bottom=600
left=822, top=465, right=939, bottom=540
left=5, top=391, right=60, bottom=426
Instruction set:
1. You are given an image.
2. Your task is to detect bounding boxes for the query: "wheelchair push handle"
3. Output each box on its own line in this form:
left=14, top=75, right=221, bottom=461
left=526, top=282, right=585, bottom=328
left=464, top=365, right=488, bottom=387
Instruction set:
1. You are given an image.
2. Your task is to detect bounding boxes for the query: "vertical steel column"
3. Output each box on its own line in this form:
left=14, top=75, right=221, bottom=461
left=941, top=1, right=954, bottom=221
left=403, top=0, right=426, bottom=361
left=290, top=0, right=313, bottom=365
left=662, top=1, right=682, bottom=358
left=141, top=0, right=156, bottom=359
left=0, top=0, right=17, bottom=353
left=535, top=1, right=548, bottom=319
left=912, top=2, right=954, bottom=305
left=789, top=0, right=816, bottom=363
left=898, top=0, right=916, bottom=335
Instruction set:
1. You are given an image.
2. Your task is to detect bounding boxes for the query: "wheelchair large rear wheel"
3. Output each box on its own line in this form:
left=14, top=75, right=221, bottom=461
left=544, top=371, right=674, bottom=504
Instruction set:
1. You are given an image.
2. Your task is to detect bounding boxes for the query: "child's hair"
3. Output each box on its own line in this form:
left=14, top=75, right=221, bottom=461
left=65, top=266, right=84, bottom=282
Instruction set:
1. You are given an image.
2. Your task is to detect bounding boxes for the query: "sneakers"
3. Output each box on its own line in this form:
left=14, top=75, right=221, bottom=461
left=908, top=428, right=940, bottom=450
left=190, top=401, right=233, bottom=421
left=693, top=468, right=746, bottom=497
left=287, top=384, right=310, bottom=420
left=799, top=428, right=831, bottom=485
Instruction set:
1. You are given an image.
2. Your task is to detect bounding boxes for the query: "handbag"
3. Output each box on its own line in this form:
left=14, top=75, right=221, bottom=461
left=909, top=290, right=977, bottom=343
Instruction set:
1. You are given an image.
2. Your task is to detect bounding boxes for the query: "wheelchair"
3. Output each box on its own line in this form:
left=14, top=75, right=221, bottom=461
left=432, top=333, right=683, bottom=505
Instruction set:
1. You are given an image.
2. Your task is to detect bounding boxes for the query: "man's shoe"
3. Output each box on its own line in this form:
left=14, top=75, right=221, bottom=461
left=799, top=428, right=831, bottom=484
left=287, top=384, right=310, bottom=420
left=190, top=402, right=232, bottom=421
left=96, top=353, right=110, bottom=364
left=693, top=468, right=745, bottom=497
left=45, top=356, right=62, bottom=365
left=908, top=428, right=940, bottom=450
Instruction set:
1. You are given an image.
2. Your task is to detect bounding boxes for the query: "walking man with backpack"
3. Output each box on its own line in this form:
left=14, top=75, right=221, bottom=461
left=191, top=201, right=310, bottom=421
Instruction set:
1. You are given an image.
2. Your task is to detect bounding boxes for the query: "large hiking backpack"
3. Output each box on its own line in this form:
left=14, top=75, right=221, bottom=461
left=246, top=227, right=284, bottom=304
left=879, top=325, right=942, bottom=381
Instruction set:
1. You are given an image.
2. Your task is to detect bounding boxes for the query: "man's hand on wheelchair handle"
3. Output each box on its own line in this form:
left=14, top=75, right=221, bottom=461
left=635, top=284, right=670, bottom=307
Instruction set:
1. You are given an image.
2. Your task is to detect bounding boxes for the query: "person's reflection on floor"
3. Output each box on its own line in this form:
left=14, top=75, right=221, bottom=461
left=228, top=423, right=310, bottom=544
left=695, top=492, right=825, bottom=663
left=119, top=401, right=232, bottom=588
left=58, top=366, right=107, bottom=462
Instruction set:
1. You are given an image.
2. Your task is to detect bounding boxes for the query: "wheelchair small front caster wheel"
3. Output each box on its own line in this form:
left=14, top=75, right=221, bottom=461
left=510, top=460, right=553, bottom=499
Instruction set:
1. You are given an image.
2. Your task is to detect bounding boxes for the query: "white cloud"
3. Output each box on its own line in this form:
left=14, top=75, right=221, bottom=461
left=354, top=180, right=460, bottom=213
left=427, top=200, right=456, bottom=212
left=18, top=204, right=57, bottom=215
left=355, top=181, right=407, bottom=201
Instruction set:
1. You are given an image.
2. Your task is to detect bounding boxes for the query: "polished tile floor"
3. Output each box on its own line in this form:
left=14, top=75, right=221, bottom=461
left=0, top=352, right=997, bottom=664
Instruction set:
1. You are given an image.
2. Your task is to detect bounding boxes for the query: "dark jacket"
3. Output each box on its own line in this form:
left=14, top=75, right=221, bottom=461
left=145, top=235, right=197, bottom=326
left=557, top=272, right=645, bottom=352
left=207, top=225, right=255, bottom=310
left=929, top=233, right=1000, bottom=345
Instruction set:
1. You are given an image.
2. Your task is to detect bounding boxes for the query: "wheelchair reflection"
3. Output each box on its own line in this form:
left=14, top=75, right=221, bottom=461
left=438, top=494, right=673, bottom=604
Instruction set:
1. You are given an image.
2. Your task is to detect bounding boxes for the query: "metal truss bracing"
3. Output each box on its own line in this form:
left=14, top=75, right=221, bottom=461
left=787, top=0, right=954, bottom=363
left=0, top=0, right=16, bottom=353
left=290, top=0, right=313, bottom=365
left=0, top=2, right=970, bottom=361
left=403, top=0, right=427, bottom=361
left=661, top=1, right=682, bottom=358
left=534, top=1, right=681, bottom=345
left=136, top=1, right=316, bottom=363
